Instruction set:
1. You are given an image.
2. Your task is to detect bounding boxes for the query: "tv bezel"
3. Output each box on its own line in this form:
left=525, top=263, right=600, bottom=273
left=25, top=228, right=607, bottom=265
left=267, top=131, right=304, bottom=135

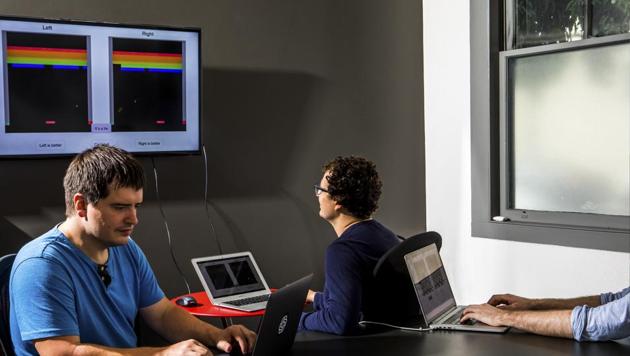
left=0, top=15, right=202, bottom=159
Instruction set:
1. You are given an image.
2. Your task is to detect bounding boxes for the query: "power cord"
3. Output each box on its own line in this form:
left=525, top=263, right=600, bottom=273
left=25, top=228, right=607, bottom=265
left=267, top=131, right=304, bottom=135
left=151, top=157, right=191, bottom=295
left=201, top=144, right=223, bottom=255
left=358, top=320, right=431, bottom=332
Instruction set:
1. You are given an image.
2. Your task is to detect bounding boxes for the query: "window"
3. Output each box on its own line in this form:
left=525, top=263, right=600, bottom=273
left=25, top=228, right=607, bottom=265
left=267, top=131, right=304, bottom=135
left=506, top=0, right=630, bottom=49
left=471, top=0, right=630, bottom=251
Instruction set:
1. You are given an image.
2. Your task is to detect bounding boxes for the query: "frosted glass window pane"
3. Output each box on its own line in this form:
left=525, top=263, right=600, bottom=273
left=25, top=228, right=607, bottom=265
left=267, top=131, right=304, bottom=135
left=510, top=42, right=630, bottom=216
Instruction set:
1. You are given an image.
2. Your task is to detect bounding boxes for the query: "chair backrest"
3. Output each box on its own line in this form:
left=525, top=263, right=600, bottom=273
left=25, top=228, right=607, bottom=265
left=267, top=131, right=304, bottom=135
left=362, top=231, right=442, bottom=325
left=0, top=254, right=16, bottom=356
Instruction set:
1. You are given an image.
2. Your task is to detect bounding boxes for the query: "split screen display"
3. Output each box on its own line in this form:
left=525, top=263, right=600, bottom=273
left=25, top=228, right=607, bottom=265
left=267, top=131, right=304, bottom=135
left=0, top=17, right=200, bottom=156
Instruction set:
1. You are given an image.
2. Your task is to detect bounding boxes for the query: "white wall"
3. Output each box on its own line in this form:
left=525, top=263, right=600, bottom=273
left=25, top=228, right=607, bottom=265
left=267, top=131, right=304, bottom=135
left=423, top=0, right=630, bottom=305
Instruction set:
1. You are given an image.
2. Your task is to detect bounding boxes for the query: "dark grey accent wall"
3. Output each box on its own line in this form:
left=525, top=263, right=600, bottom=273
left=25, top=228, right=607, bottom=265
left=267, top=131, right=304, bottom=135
left=0, top=0, right=425, bottom=297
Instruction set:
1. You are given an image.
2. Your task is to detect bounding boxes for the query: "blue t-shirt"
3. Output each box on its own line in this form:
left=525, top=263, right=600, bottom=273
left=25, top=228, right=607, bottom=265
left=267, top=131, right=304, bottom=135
left=572, top=286, right=630, bottom=341
left=10, top=227, right=165, bottom=355
left=299, top=220, right=400, bottom=335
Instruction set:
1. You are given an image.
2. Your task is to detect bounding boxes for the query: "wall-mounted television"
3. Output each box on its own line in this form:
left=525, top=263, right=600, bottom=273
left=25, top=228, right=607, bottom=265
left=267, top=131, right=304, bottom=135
left=0, top=16, right=200, bottom=157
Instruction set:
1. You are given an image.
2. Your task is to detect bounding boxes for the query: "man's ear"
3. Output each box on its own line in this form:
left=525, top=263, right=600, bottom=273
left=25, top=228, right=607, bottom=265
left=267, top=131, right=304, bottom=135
left=73, top=193, right=88, bottom=219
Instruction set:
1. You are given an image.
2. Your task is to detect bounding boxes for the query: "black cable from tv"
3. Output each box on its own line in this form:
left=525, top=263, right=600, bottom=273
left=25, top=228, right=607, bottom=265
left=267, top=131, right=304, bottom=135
left=151, top=157, right=191, bottom=295
left=202, top=144, right=224, bottom=255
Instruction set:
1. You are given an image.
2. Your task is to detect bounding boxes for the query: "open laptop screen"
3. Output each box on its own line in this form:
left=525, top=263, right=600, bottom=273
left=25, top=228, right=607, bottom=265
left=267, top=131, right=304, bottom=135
left=404, top=243, right=456, bottom=323
left=195, top=255, right=266, bottom=298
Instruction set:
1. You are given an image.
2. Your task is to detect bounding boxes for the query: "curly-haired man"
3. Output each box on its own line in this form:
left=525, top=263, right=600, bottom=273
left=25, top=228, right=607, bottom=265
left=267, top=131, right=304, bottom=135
left=298, top=156, right=400, bottom=335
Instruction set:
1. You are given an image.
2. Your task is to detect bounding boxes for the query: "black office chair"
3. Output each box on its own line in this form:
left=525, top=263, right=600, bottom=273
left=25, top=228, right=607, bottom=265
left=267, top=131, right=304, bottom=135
left=362, top=231, right=442, bottom=326
left=0, top=254, right=16, bottom=356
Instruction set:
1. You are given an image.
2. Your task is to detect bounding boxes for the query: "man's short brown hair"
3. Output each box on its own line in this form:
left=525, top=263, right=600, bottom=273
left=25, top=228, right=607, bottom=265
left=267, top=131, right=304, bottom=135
left=63, top=144, right=145, bottom=216
left=323, top=156, right=382, bottom=220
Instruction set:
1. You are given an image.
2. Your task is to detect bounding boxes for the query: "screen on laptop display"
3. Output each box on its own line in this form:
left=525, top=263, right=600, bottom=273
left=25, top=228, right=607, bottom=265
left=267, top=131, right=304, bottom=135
left=404, top=244, right=456, bottom=323
left=196, top=255, right=265, bottom=298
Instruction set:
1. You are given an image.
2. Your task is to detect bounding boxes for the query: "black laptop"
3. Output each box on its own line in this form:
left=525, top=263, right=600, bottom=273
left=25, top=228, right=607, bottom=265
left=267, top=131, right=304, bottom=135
left=215, top=274, right=312, bottom=356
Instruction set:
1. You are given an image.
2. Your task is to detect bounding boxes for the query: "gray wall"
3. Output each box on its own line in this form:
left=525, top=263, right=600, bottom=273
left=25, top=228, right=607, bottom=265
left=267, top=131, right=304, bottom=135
left=0, top=0, right=425, bottom=298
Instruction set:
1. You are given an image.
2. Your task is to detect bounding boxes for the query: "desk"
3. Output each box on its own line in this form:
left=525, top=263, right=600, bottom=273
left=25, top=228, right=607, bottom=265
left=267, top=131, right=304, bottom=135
left=171, top=292, right=265, bottom=327
left=291, top=329, right=630, bottom=356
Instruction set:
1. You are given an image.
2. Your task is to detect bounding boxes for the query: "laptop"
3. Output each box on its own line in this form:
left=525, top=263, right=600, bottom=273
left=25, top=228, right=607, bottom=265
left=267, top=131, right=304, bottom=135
left=215, top=274, right=313, bottom=356
left=403, top=243, right=508, bottom=333
left=192, top=252, right=272, bottom=312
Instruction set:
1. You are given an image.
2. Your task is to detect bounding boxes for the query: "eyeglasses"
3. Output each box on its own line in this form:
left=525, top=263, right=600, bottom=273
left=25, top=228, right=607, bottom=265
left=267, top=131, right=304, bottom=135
left=314, top=184, right=329, bottom=196
left=97, top=264, right=112, bottom=287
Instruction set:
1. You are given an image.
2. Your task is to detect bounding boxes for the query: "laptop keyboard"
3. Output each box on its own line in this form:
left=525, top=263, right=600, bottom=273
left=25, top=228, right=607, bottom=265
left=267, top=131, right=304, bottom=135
left=225, top=294, right=270, bottom=306
left=443, top=308, right=476, bottom=325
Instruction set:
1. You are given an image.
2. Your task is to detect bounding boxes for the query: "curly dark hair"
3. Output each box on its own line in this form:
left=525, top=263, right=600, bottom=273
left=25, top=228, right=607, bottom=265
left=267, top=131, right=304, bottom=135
left=323, top=156, right=382, bottom=219
left=63, top=144, right=145, bottom=216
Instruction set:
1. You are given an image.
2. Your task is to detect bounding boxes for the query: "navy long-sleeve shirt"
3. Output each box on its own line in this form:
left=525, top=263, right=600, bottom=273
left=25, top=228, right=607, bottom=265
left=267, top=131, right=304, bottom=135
left=299, top=220, right=400, bottom=335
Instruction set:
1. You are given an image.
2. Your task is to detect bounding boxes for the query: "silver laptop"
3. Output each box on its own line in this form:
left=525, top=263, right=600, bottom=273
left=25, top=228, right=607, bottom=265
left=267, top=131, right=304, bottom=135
left=404, top=243, right=508, bottom=333
left=192, top=252, right=271, bottom=312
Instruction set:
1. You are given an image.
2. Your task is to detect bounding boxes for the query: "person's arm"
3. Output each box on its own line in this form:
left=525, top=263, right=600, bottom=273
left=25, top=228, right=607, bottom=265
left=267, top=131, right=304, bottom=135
left=306, top=289, right=324, bottom=309
left=33, top=298, right=258, bottom=356
left=34, top=299, right=257, bottom=355
left=487, top=293, right=601, bottom=311
left=299, top=244, right=362, bottom=335
left=139, top=298, right=256, bottom=354
left=128, top=240, right=256, bottom=352
left=306, top=290, right=317, bottom=303
left=599, top=286, right=630, bottom=304
left=34, top=336, right=209, bottom=356
left=463, top=291, right=630, bottom=341
left=461, top=304, right=573, bottom=338
left=571, top=291, right=630, bottom=341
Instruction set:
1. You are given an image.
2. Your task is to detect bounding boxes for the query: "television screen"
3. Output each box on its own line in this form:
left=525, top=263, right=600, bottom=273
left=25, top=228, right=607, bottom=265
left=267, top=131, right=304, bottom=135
left=0, top=16, right=200, bottom=157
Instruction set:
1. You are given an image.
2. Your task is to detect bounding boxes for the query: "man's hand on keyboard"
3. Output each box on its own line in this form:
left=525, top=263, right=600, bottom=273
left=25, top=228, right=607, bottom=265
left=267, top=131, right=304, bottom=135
left=461, top=304, right=507, bottom=326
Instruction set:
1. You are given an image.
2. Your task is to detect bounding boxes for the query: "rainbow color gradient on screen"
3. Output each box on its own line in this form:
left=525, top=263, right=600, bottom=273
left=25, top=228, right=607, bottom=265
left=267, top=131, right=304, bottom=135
left=112, top=50, right=182, bottom=72
left=6, top=46, right=87, bottom=68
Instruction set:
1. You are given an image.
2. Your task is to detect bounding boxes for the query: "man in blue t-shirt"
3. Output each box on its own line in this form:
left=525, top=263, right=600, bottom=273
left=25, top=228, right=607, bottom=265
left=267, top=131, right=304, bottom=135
left=298, top=156, right=400, bottom=335
left=461, top=289, right=630, bottom=341
left=10, top=144, right=256, bottom=355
